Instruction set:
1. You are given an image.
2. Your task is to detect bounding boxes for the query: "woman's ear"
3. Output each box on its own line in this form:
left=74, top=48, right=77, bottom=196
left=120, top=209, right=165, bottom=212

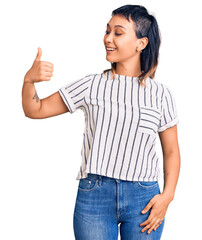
left=138, top=37, right=149, bottom=51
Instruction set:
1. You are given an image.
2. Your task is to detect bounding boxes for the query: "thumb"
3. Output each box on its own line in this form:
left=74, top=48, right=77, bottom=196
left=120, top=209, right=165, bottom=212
left=35, top=47, right=42, bottom=61
left=141, top=201, right=153, bottom=214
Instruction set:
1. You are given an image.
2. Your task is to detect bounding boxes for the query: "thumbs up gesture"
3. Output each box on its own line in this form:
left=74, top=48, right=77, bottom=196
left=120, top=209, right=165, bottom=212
left=24, top=47, right=54, bottom=84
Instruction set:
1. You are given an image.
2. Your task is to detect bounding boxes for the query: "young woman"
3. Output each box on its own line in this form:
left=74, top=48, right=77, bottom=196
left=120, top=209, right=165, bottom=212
left=22, top=4, right=181, bottom=240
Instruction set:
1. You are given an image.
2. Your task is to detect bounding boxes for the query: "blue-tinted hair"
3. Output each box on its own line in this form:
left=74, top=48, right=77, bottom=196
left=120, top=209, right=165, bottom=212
left=103, top=4, right=161, bottom=86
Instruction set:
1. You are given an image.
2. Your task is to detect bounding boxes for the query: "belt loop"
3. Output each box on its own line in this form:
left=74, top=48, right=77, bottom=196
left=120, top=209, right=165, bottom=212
left=98, top=175, right=102, bottom=186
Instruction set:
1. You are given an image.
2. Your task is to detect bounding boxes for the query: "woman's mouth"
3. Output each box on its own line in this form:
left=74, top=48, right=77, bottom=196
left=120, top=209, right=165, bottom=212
left=106, top=47, right=117, bottom=53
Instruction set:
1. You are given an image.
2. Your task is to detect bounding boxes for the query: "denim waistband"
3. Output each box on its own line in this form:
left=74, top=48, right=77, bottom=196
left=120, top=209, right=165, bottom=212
left=85, top=173, right=159, bottom=184
left=86, top=173, right=132, bottom=183
left=88, top=173, right=112, bottom=180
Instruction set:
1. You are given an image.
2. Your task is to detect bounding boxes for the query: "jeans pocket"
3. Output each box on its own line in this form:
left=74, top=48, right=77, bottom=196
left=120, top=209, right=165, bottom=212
left=78, top=178, right=99, bottom=192
left=137, top=181, right=158, bottom=189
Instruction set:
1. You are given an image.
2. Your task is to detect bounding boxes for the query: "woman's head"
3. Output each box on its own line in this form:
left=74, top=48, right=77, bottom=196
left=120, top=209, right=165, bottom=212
left=103, top=4, right=161, bottom=86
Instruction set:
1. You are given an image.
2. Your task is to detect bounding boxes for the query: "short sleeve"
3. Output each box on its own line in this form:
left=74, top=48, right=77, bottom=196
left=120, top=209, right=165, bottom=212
left=58, top=74, right=92, bottom=113
left=158, top=85, right=179, bottom=132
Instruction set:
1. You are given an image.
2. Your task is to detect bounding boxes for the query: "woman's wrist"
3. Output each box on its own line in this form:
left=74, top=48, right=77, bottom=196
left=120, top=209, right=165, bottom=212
left=161, top=191, right=174, bottom=203
left=24, top=74, right=33, bottom=84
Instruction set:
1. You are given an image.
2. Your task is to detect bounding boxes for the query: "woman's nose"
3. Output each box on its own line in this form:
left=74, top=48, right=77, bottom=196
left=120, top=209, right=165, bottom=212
left=105, top=33, right=113, bottom=42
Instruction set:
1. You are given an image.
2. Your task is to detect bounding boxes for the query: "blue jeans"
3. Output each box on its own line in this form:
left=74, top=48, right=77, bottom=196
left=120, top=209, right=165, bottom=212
left=73, top=173, right=165, bottom=240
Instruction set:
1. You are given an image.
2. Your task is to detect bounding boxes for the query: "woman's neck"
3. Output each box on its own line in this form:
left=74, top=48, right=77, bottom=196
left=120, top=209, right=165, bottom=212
left=115, top=59, right=142, bottom=77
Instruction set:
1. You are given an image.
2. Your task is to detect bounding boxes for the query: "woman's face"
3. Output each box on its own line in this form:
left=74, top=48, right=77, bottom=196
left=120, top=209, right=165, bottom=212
left=103, top=15, right=141, bottom=64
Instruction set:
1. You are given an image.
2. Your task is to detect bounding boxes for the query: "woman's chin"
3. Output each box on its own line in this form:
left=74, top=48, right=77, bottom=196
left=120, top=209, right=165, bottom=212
left=106, top=56, right=116, bottom=62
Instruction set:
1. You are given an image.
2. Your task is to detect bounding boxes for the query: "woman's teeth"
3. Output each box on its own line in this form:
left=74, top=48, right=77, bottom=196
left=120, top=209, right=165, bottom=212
left=107, top=48, right=116, bottom=51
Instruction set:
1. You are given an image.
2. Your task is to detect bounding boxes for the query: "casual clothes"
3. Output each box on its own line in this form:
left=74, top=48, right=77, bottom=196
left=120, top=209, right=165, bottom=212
left=59, top=70, right=179, bottom=181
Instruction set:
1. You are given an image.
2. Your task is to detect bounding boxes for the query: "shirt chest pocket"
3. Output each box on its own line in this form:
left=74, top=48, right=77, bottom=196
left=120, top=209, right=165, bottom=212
left=138, top=106, right=161, bottom=135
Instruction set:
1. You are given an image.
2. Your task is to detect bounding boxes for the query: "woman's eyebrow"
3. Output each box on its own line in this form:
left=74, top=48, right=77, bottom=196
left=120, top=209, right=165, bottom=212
left=107, top=23, right=126, bottom=30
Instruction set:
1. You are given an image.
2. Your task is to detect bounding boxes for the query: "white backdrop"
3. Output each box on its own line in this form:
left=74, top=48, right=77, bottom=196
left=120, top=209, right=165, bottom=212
left=0, top=0, right=201, bottom=239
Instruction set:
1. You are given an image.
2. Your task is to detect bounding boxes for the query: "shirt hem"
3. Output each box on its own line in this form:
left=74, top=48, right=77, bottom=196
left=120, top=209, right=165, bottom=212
left=158, top=117, right=179, bottom=132
left=58, top=88, right=76, bottom=113
left=76, top=169, right=159, bottom=182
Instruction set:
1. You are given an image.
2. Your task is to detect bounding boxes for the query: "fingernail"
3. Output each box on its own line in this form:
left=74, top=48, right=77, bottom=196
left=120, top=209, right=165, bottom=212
left=142, top=210, right=145, bottom=213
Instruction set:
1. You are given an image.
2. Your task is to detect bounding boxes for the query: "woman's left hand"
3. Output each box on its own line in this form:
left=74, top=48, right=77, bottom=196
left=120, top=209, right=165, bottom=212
left=140, top=193, right=172, bottom=234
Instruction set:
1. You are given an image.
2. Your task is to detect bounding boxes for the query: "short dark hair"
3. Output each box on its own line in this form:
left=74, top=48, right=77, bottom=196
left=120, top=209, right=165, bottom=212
left=103, top=4, right=161, bottom=86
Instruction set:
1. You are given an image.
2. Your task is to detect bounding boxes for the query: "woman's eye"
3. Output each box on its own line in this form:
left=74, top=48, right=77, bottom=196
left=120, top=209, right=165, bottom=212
left=104, top=30, right=122, bottom=36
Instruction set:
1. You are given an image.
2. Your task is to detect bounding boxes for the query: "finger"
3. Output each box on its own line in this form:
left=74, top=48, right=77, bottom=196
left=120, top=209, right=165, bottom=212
left=141, top=218, right=156, bottom=233
left=147, top=222, right=157, bottom=234
left=40, top=61, right=54, bottom=68
left=41, top=70, right=53, bottom=78
left=44, top=71, right=53, bottom=77
left=141, top=201, right=153, bottom=214
left=35, top=47, right=42, bottom=61
left=40, top=66, right=54, bottom=73
left=140, top=211, right=154, bottom=226
left=141, top=223, right=151, bottom=233
left=140, top=219, right=149, bottom=227
left=37, top=73, right=52, bottom=81
left=140, top=203, right=160, bottom=228
left=154, top=223, right=160, bottom=231
left=149, top=218, right=163, bottom=233
left=41, top=76, right=52, bottom=81
left=154, top=218, right=164, bottom=231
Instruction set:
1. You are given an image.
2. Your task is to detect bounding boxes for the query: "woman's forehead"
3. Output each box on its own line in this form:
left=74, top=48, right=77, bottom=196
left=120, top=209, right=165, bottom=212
left=107, top=15, right=133, bottom=29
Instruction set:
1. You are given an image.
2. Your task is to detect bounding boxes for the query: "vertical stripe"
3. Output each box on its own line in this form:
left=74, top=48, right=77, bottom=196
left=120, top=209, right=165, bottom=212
left=105, top=75, right=120, bottom=177
left=143, top=144, right=155, bottom=181
left=112, top=76, right=127, bottom=177
left=138, top=134, right=151, bottom=180
left=119, top=76, right=134, bottom=179
left=96, top=73, right=108, bottom=173
left=59, top=70, right=178, bottom=181
left=126, top=80, right=140, bottom=181
left=150, top=79, right=153, bottom=107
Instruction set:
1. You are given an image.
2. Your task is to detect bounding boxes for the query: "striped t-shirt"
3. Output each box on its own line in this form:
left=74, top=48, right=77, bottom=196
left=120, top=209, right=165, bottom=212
left=59, top=70, right=179, bottom=182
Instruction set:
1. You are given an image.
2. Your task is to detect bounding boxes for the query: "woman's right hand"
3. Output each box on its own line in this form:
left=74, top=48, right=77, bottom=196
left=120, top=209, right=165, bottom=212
left=24, top=47, right=54, bottom=84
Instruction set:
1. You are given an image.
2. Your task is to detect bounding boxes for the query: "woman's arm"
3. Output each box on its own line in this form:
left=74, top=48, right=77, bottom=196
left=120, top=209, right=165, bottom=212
left=22, top=78, right=69, bottom=119
left=140, top=125, right=180, bottom=234
left=159, top=125, right=181, bottom=201
left=22, top=79, right=41, bottom=117
left=22, top=47, right=69, bottom=119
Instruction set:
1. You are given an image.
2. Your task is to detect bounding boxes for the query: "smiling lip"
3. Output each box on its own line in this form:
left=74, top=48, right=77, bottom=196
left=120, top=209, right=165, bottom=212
left=107, top=50, right=116, bottom=52
left=106, top=47, right=117, bottom=53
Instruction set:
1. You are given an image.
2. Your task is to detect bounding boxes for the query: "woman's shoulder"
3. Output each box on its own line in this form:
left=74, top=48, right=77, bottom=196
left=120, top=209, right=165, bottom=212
left=84, top=72, right=109, bottom=80
left=149, top=76, right=171, bottom=91
left=83, top=72, right=101, bottom=78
